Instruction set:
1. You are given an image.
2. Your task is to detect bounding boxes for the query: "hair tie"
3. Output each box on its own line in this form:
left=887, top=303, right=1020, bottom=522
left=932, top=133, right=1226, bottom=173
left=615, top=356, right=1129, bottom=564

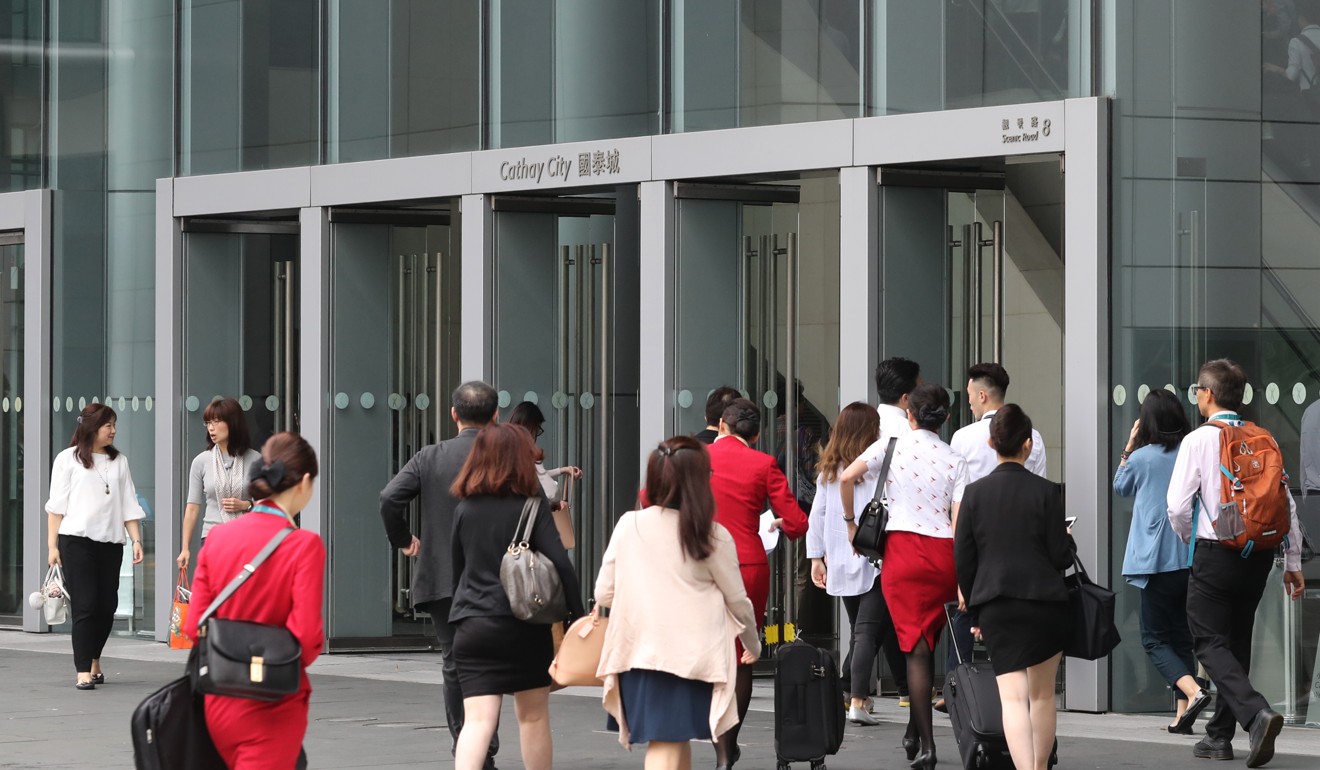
left=918, top=405, right=948, bottom=422
left=248, top=458, right=287, bottom=488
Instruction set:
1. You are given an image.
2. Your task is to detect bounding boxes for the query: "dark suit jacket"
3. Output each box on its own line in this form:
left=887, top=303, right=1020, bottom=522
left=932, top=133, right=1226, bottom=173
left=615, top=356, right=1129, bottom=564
left=954, top=463, right=1073, bottom=617
left=708, top=436, right=809, bottom=565
left=378, top=427, right=479, bottom=606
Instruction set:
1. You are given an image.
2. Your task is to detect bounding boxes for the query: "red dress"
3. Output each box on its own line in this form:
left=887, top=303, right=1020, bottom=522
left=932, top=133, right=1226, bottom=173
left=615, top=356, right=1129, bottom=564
left=184, top=505, right=326, bottom=770
left=707, top=437, right=809, bottom=630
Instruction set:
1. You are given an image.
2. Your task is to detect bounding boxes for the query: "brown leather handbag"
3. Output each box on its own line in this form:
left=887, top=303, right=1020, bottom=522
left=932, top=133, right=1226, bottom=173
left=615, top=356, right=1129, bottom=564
left=548, top=607, right=608, bottom=687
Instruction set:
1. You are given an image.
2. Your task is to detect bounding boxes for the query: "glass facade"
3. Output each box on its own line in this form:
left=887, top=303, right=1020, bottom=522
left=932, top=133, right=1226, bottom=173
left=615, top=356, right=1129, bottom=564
left=0, top=238, right=21, bottom=624
left=1, top=0, right=1317, bottom=723
left=1108, top=1, right=1320, bottom=720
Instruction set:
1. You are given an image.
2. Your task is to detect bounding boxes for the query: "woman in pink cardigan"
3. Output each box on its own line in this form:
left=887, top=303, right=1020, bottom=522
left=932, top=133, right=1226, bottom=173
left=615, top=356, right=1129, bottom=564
left=595, top=436, right=761, bottom=770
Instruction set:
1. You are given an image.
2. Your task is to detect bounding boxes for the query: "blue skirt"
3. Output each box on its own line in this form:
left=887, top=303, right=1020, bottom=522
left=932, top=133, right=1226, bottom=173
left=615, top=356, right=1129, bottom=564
left=618, top=669, right=713, bottom=743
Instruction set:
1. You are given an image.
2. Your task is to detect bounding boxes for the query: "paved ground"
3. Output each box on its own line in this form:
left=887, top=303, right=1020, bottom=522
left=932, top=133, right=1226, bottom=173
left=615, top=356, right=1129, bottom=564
left=1, top=630, right=1317, bottom=769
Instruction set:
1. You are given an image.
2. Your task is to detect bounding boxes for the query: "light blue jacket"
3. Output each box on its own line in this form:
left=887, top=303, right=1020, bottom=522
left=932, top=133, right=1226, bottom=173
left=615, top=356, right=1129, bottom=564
left=1113, top=445, right=1188, bottom=589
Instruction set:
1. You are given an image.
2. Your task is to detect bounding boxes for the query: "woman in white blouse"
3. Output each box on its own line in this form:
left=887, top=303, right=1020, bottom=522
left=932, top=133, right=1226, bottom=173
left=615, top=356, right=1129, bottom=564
left=807, top=402, right=909, bottom=727
left=45, top=403, right=147, bottom=690
left=840, top=383, right=968, bottom=769
left=177, top=397, right=261, bottom=568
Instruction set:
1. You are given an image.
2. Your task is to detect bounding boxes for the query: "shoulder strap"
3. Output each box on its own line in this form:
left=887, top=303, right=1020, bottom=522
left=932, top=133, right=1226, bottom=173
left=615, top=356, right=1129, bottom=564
left=871, top=437, right=899, bottom=504
left=196, top=527, right=295, bottom=627
left=512, top=497, right=539, bottom=546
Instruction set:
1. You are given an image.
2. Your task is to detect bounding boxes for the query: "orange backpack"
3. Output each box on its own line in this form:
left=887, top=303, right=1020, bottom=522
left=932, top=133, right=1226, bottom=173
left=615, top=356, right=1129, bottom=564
left=1209, top=420, right=1292, bottom=555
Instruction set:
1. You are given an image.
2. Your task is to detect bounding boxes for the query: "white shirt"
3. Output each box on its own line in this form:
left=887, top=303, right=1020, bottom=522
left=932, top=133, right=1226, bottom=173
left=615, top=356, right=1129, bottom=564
left=1285, top=26, right=1320, bottom=89
left=1301, top=399, right=1320, bottom=496
left=807, top=472, right=879, bottom=597
left=1166, top=413, right=1303, bottom=572
left=863, top=430, right=968, bottom=539
left=46, top=447, right=148, bottom=544
left=950, top=408, right=1047, bottom=482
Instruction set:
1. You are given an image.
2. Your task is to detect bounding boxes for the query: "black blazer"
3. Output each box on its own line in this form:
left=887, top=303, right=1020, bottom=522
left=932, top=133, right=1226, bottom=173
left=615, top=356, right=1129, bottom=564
left=954, top=463, right=1074, bottom=616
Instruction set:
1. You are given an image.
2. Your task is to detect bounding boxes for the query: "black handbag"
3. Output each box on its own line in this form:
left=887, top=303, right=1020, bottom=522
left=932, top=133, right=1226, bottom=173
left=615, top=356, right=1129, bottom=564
left=850, top=437, right=898, bottom=561
left=130, top=668, right=226, bottom=770
left=1062, top=554, right=1121, bottom=660
left=191, top=527, right=303, bottom=702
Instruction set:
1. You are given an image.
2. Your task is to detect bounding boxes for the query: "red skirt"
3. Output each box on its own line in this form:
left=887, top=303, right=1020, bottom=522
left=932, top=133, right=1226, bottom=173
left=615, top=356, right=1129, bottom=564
left=736, top=562, right=771, bottom=657
left=881, top=531, right=957, bottom=653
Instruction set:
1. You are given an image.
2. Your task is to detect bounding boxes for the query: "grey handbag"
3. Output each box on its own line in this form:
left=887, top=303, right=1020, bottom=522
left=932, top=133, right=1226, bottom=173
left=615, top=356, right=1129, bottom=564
left=499, top=497, right=568, bottom=624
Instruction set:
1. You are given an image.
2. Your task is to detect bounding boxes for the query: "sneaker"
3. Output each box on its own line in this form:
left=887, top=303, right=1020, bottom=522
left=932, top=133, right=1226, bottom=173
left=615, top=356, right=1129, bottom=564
left=847, top=705, right=880, bottom=726
left=898, top=694, right=910, bottom=707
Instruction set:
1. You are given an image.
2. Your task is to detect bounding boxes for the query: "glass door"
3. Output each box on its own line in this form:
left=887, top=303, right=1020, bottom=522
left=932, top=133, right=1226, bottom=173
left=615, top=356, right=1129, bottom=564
left=0, top=234, right=22, bottom=627
left=179, top=222, right=301, bottom=561
left=325, top=214, right=459, bottom=648
left=490, top=194, right=640, bottom=601
left=673, top=177, right=843, bottom=659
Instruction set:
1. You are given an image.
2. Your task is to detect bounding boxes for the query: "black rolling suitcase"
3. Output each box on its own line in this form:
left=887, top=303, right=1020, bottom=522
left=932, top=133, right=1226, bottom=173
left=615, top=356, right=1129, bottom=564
left=942, top=606, right=1056, bottom=770
left=774, top=639, right=845, bottom=770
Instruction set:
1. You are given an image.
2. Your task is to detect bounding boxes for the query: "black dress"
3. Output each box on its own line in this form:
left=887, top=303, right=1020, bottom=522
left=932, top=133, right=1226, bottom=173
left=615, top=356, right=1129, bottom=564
left=449, top=494, right=584, bottom=696
left=954, top=463, right=1075, bottom=676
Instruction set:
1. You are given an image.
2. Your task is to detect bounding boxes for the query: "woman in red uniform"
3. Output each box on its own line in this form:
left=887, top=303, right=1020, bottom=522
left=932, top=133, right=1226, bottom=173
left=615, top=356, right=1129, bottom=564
left=707, top=398, right=809, bottom=770
left=185, top=432, right=325, bottom=770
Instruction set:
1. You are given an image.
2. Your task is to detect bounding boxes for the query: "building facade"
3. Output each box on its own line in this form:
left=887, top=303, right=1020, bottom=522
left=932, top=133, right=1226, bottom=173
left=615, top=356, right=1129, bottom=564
left=2, top=0, right=1318, bottom=722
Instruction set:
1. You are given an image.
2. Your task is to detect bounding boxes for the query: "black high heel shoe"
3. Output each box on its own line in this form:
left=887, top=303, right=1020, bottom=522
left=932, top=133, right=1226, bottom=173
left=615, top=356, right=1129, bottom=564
left=902, top=736, right=920, bottom=761
left=910, top=749, right=937, bottom=769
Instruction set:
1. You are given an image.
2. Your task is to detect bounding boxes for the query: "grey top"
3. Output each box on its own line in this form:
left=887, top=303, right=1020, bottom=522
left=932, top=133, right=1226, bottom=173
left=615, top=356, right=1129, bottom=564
left=378, top=428, right=479, bottom=606
left=188, top=447, right=263, bottom=537
left=1302, top=399, right=1320, bottom=495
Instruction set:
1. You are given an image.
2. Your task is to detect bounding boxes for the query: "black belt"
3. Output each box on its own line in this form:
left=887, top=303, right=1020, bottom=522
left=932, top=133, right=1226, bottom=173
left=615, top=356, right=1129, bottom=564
left=1195, top=538, right=1231, bottom=550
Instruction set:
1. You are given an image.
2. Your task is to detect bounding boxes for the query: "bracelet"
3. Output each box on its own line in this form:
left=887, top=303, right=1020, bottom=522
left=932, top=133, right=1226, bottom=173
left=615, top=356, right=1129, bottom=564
left=1119, top=450, right=1131, bottom=461
left=131, top=539, right=141, bottom=545
left=843, top=515, right=855, bottom=522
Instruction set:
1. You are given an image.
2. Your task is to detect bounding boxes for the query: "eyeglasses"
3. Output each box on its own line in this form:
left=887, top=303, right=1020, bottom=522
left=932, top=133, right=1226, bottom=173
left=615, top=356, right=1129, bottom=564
left=534, top=426, right=545, bottom=438
left=203, top=419, right=224, bottom=426
left=1188, top=384, right=1211, bottom=396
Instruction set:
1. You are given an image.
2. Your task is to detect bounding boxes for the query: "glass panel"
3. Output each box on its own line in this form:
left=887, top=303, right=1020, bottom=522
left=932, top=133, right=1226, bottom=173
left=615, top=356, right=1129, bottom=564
left=672, top=0, right=862, bottom=132
left=490, top=193, right=641, bottom=601
left=327, top=0, right=481, bottom=163
left=868, top=0, right=1089, bottom=116
left=179, top=229, right=301, bottom=558
left=1109, top=0, right=1320, bottom=724
left=0, top=0, right=43, bottom=191
left=0, top=240, right=22, bottom=625
left=490, top=0, right=660, bottom=148
left=181, top=0, right=320, bottom=174
left=326, top=218, right=460, bottom=645
left=672, top=173, right=842, bottom=658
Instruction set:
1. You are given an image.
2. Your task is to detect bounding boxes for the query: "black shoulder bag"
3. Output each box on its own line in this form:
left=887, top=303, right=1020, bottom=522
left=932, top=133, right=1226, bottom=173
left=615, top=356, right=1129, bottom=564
left=851, top=437, right=898, bottom=561
left=191, top=526, right=303, bottom=701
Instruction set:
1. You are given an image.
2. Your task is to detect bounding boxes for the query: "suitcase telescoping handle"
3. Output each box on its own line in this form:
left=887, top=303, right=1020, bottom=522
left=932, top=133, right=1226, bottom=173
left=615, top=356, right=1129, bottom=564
left=944, top=601, right=966, bottom=667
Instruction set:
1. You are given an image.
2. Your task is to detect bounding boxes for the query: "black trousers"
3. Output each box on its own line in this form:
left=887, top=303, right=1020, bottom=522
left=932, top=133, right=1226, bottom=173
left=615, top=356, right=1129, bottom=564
left=416, top=598, right=499, bottom=765
left=1186, top=540, right=1275, bottom=741
left=58, top=534, right=123, bottom=673
left=841, top=576, right=909, bottom=699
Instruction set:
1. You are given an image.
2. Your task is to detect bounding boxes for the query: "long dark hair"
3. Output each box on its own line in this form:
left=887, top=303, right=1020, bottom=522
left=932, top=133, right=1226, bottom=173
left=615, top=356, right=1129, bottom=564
left=248, top=432, right=319, bottom=499
left=70, top=403, right=119, bottom=469
left=1134, top=389, right=1192, bottom=452
left=451, top=424, right=542, bottom=499
left=507, top=401, right=547, bottom=462
left=817, top=402, right=879, bottom=483
left=644, top=436, right=716, bottom=561
left=203, top=397, right=253, bottom=456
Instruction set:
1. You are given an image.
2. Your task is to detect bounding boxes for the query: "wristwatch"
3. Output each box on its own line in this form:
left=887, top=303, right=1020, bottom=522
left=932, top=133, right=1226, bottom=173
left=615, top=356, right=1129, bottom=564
left=245, top=499, right=255, bottom=512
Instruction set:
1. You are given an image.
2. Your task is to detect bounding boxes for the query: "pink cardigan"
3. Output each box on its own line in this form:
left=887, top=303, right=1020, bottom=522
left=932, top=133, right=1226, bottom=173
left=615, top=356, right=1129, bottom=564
left=594, top=506, right=761, bottom=748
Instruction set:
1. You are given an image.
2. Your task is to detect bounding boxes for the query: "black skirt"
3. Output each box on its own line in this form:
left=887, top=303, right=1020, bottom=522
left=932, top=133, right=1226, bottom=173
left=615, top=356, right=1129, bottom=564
left=452, top=615, right=554, bottom=696
left=975, top=597, right=1070, bottom=675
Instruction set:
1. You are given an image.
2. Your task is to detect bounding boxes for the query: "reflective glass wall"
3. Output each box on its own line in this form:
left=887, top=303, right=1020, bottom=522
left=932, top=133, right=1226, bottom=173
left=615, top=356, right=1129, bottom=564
left=0, top=0, right=42, bottom=191
left=0, top=238, right=22, bottom=625
left=1108, top=0, right=1320, bottom=723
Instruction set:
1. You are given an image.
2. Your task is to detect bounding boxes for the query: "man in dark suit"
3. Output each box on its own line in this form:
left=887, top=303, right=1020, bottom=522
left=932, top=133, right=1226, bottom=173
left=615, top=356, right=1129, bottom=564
left=695, top=386, right=740, bottom=444
left=379, top=381, right=500, bottom=769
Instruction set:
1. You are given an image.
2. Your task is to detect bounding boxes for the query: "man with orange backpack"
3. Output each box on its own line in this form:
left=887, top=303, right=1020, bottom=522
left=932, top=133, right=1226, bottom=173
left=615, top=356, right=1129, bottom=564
left=1167, top=359, right=1305, bottom=768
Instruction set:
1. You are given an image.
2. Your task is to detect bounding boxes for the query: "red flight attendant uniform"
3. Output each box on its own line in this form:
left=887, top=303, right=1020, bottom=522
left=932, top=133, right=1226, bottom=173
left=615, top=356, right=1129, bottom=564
left=707, top=436, right=809, bottom=635
left=185, top=504, right=326, bottom=770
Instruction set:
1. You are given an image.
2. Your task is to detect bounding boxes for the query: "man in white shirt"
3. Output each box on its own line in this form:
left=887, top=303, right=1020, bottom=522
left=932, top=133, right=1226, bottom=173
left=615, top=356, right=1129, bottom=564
left=1166, top=359, right=1304, bottom=767
left=950, top=362, right=1047, bottom=480
left=940, top=362, right=1048, bottom=694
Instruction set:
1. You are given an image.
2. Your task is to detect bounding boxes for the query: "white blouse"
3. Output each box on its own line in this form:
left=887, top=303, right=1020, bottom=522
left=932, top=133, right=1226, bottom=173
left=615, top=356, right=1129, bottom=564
left=46, top=447, right=148, bottom=544
left=806, top=471, right=879, bottom=597
left=862, top=430, right=968, bottom=539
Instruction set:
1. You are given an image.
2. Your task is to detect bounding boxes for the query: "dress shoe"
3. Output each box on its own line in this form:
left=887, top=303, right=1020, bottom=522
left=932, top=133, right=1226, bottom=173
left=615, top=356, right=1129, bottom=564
left=902, top=736, right=920, bottom=761
left=932, top=697, right=948, bottom=713
left=1172, top=689, right=1210, bottom=734
left=1168, top=721, right=1195, bottom=735
left=910, top=749, right=937, bottom=769
left=848, top=705, right=880, bottom=726
left=74, top=680, right=95, bottom=691
left=91, top=673, right=105, bottom=685
left=1246, top=708, right=1283, bottom=768
left=1191, top=736, right=1233, bottom=761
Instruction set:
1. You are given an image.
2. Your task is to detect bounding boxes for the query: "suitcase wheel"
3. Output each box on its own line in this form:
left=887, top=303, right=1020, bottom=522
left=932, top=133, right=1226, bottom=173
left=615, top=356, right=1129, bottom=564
left=810, top=762, right=827, bottom=770
left=975, top=747, right=989, bottom=769
left=776, top=763, right=790, bottom=770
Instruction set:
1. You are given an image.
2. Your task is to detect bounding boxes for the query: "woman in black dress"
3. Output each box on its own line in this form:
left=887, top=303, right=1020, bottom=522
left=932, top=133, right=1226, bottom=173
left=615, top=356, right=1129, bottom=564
left=449, top=423, right=584, bottom=770
left=954, top=405, right=1073, bottom=770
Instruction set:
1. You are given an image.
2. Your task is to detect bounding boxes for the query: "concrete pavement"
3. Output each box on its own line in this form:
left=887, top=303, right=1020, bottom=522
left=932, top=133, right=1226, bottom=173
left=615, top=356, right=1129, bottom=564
left=1, top=630, right=1317, bottom=769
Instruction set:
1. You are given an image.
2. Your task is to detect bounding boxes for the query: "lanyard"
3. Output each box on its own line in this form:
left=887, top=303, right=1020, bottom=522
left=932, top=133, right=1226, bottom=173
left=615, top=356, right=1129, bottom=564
left=251, top=503, right=296, bottom=525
